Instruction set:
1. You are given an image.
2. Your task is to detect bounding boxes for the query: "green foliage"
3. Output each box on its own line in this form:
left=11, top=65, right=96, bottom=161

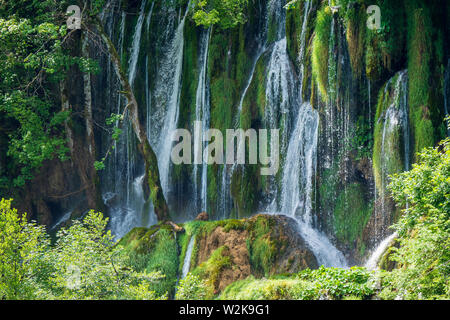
left=0, top=199, right=49, bottom=299
left=381, top=139, right=450, bottom=299
left=192, top=245, right=232, bottom=298
left=220, top=267, right=376, bottom=300
left=175, top=272, right=207, bottom=300
left=192, top=0, right=248, bottom=29
left=0, top=11, right=99, bottom=190
left=0, top=200, right=166, bottom=300
left=296, top=266, right=376, bottom=299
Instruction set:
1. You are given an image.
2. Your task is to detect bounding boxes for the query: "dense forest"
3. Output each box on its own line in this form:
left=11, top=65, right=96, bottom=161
left=0, top=0, right=448, bottom=300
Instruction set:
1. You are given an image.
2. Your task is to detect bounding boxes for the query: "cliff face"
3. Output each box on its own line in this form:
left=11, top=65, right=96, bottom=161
left=11, top=0, right=449, bottom=264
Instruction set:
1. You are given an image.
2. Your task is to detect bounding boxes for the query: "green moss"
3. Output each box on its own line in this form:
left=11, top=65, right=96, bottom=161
left=312, top=5, right=332, bottom=101
left=220, top=277, right=316, bottom=300
left=333, top=183, right=372, bottom=245
left=206, top=165, right=218, bottom=216
left=118, top=225, right=178, bottom=297
left=345, top=4, right=366, bottom=78
left=117, top=225, right=160, bottom=254
left=192, top=246, right=233, bottom=297
left=231, top=165, right=261, bottom=218
left=285, top=2, right=302, bottom=67
left=144, top=228, right=179, bottom=297
left=407, top=3, right=433, bottom=154
left=245, top=215, right=276, bottom=277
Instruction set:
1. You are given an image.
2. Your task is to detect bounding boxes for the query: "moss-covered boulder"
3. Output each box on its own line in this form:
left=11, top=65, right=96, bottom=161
left=183, top=214, right=318, bottom=297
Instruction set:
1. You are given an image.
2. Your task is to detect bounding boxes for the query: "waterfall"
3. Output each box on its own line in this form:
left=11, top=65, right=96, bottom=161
left=101, top=1, right=158, bottom=238
left=154, top=2, right=191, bottom=200
left=365, top=232, right=398, bottom=270
left=193, top=28, right=212, bottom=213
left=261, top=0, right=347, bottom=267
left=181, top=236, right=195, bottom=279
left=278, top=103, right=348, bottom=268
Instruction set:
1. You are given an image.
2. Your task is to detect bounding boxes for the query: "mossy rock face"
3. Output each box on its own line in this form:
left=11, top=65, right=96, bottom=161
left=345, top=3, right=366, bottom=79
left=378, top=239, right=400, bottom=272
left=406, top=0, right=443, bottom=157
left=333, top=183, right=373, bottom=246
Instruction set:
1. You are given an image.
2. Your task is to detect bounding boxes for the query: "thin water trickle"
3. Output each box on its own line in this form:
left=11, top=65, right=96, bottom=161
left=181, top=236, right=196, bottom=279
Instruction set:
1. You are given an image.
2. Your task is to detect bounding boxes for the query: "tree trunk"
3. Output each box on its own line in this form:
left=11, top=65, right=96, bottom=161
left=93, top=20, right=169, bottom=221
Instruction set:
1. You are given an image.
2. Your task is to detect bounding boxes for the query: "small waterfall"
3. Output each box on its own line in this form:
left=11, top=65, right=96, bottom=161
left=193, top=28, right=212, bottom=213
left=365, top=232, right=397, bottom=270
left=50, top=210, right=73, bottom=231
left=376, top=71, right=409, bottom=240
left=181, top=236, right=195, bottom=279
left=219, top=0, right=272, bottom=218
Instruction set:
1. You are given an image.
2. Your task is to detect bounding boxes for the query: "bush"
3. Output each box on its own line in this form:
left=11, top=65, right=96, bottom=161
left=175, top=273, right=207, bottom=300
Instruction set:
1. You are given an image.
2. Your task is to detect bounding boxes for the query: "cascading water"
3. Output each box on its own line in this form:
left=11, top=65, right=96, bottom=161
left=365, top=232, right=398, bottom=270
left=278, top=102, right=348, bottom=267
left=376, top=70, right=409, bottom=241
left=193, top=28, right=212, bottom=213
left=153, top=2, right=191, bottom=201
left=260, top=0, right=347, bottom=267
left=128, top=0, right=147, bottom=87
left=181, top=236, right=195, bottom=279
left=101, top=2, right=153, bottom=239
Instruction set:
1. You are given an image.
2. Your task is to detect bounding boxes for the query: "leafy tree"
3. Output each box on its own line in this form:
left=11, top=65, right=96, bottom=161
left=0, top=199, right=167, bottom=300
left=381, top=136, right=450, bottom=299
left=0, top=199, right=49, bottom=299
left=192, top=0, right=249, bottom=29
left=0, top=1, right=97, bottom=190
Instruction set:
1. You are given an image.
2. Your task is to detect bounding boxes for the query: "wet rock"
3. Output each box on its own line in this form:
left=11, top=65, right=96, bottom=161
left=195, top=212, right=209, bottom=221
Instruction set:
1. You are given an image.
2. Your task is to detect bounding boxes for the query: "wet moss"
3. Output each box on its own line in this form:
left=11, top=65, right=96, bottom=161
left=192, top=245, right=233, bottom=297
left=333, top=183, right=372, bottom=245
left=245, top=215, right=277, bottom=277
left=118, top=225, right=178, bottom=297
left=345, top=4, right=366, bottom=78
left=407, top=1, right=436, bottom=156
left=312, top=5, right=332, bottom=101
